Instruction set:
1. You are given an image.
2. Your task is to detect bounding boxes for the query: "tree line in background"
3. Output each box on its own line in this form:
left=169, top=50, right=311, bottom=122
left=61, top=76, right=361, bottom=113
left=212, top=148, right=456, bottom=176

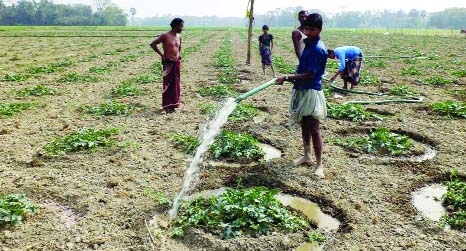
left=0, top=0, right=127, bottom=26
left=0, top=1, right=465, bottom=29
left=139, top=7, right=466, bottom=29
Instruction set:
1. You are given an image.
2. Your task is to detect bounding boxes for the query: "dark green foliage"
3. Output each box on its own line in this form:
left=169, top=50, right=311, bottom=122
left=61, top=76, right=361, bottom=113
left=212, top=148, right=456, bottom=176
left=272, top=56, right=295, bottom=74
left=389, top=84, right=419, bottom=96
left=332, top=128, right=413, bottom=156
left=431, top=100, right=466, bottom=118
left=43, top=127, right=120, bottom=155
left=111, top=82, right=143, bottom=97
left=422, top=76, right=452, bottom=86
left=327, top=103, right=383, bottom=122
left=0, top=194, right=37, bottom=228
left=210, top=130, right=264, bottom=160
left=228, top=103, right=259, bottom=122
left=441, top=170, right=466, bottom=230
left=197, top=85, right=234, bottom=98
left=0, top=102, right=34, bottom=117
left=174, top=187, right=309, bottom=239
left=401, top=66, right=423, bottom=76
left=2, top=73, right=29, bottom=82
left=17, top=84, right=57, bottom=97
left=58, top=72, right=100, bottom=83
left=82, top=100, right=142, bottom=116
left=168, top=133, right=200, bottom=154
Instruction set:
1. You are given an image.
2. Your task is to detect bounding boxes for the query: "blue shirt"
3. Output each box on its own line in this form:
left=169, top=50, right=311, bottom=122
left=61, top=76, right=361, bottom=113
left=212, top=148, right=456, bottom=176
left=294, top=37, right=327, bottom=91
left=334, top=46, right=363, bottom=71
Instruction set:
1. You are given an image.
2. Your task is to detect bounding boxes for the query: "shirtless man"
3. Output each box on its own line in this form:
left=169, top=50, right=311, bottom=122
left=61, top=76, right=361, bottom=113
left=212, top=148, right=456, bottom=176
left=150, top=18, right=184, bottom=114
left=291, top=10, right=309, bottom=64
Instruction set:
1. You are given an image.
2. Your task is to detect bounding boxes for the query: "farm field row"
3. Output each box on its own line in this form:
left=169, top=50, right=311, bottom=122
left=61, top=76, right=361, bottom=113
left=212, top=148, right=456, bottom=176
left=0, top=27, right=465, bottom=250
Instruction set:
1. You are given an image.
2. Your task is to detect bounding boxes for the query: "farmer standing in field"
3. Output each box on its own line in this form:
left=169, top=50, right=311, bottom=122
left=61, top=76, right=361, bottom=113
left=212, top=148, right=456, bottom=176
left=328, top=46, right=363, bottom=89
left=258, top=24, right=276, bottom=77
left=276, top=13, right=328, bottom=178
left=291, top=10, right=309, bottom=66
left=150, top=18, right=184, bottom=114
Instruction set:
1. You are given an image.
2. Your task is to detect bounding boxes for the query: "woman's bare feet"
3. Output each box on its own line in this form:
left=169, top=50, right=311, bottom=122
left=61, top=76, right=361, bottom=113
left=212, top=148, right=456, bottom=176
left=294, top=155, right=312, bottom=166
left=314, top=165, right=325, bottom=178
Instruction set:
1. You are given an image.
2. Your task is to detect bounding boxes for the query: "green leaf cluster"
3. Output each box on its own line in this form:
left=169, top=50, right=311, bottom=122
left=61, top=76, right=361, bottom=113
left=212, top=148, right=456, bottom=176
left=58, top=72, right=100, bottom=83
left=168, top=133, right=200, bottom=154
left=111, top=82, right=143, bottom=97
left=82, top=100, right=141, bottom=116
left=441, top=171, right=466, bottom=230
left=174, top=187, right=309, bottom=239
left=327, top=103, right=383, bottom=122
left=210, top=130, right=264, bottom=160
left=0, top=194, right=37, bottom=228
left=272, top=56, right=295, bottom=74
left=388, top=84, right=419, bottom=96
left=0, top=102, right=34, bottom=117
left=431, top=100, right=466, bottom=119
left=17, top=84, right=57, bottom=97
left=332, top=128, right=412, bottom=156
left=43, top=127, right=120, bottom=155
left=197, top=85, right=234, bottom=98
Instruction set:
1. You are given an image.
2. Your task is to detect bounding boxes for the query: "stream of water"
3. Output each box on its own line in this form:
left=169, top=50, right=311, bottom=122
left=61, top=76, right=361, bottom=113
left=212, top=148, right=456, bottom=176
left=168, top=98, right=237, bottom=218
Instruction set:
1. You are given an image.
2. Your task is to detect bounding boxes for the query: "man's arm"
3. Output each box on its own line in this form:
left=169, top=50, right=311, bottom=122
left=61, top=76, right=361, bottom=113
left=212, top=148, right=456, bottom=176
left=270, top=37, right=274, bottom=52
left=291, top=30, right=302, bottom=60
left=179, top=35, right=182, bottom=59
left=330, top=51, right=346, bottom=81
left=150, top=35, right=164, bottom=59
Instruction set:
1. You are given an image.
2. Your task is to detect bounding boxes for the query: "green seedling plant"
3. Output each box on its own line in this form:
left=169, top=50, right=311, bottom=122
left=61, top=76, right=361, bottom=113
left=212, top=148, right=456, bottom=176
left=43, top=127, right=120, bottom=155
left=327, top=103, right=383, bottom=122
left=2, top=73, right=29, bottom=82
left=169, top=133, right=200, bottom=154
left=88, top=66, right=110, bottom=74
left=199, top=102, right=220, bottom=117
left=17, top=84, right=57, bottom=97
left=210, top=130, right=264, bottom=160
left=228, top=103, right=259, bottom=122
left=332, top=128, right=412, bottom=156
left=441, top=170, right=466, bottom=230
left=365, top=59, right=387, bottom=69
left=0, top=194, right=37, bottom=228
left=326, top=60, right=339, bottom=71
left=173, top=186, right=309, bottom=239
left=422, top=76, right=452, bottom=86
left=145, top=188, right=171, bottom=210
left=431, top=100, right=466, bottom=119
left=359, top=73, right=381, bottom=85
left=27, top=64, right=60, bottom=74
left=197, top=85, right=234, bottom=98
left=120, top=54, right=138, bottom=62
left=0, top=102, right=34, bottom=117
left=272, top=56, right=295, bottom=74
left=401, top=66, right=423, bottom=76
left=308, top=231, right=326, bottom=244
left=134, top=75, right=160, bottom=84
left=82, top=100, right=142, bottom=116
left=452, top=69, right=466, bottom=78
left=389, top=84, right=419, bottom=96
left=111, top=82, right=143, bottom=97
left=58, top=72, right=100, bottom=83
left=219, top=67, right=239, bottom=85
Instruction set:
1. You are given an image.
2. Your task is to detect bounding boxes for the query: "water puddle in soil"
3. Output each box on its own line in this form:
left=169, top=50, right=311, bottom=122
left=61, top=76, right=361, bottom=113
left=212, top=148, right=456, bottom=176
left=259, top=143, right=282, bottom=161
left=412, top=184, right=447, bottom=222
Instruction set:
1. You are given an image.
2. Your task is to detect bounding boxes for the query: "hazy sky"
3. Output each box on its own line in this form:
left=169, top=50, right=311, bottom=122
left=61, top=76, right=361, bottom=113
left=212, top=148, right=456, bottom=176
left=19, top=0, right=466, bottom=18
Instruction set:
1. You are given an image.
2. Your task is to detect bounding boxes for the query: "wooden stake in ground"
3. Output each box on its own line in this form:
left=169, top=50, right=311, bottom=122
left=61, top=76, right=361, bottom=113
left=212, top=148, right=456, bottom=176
left=246, top=0, right=254, bottom=65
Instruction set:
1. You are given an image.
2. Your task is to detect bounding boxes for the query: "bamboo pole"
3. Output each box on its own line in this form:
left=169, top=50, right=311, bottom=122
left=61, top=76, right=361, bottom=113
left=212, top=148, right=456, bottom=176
left=246, top=0, right=254, bottom=65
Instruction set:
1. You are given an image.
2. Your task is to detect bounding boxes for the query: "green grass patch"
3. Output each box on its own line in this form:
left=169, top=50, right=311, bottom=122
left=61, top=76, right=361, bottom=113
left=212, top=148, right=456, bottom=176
left=0, top=194, right=37, bottom=228
left=197, top=85, right=234, bottom=98
left=82, top=100, right=142, bottom=116
left=359, top=72, right=381, bottom=85
left=272, top=56, right=295, bottom=74
left=173, top=186, right=309, bottom=239
left=111, top=82, right=143, bottom=97
left=168, top=133, right=200, bottom=154
left=422, top=76, right=452, bottom=86
left=26, top=64, right=60, bottom=74
left=0, top=102, right=34, bottom=117
left=332, top=128, right=413, bottom=156
left=88, top=66, right=110, bottom=74
left=388, top=84, right=419, bottom=96
left=2, top=73, right=29, bottom=82
left=401, top=66, right=423, bottom=76
left=210, top=130, right=264, bottom=161
left=120, top=54, right=138, bottom=62
left=441, top=170, right=466, bottom=230
left=452, top=69, right=466, bottom=78
left=326, top=60, right=339, bottom=71
left=58, top=72, right=100, bottom=83
left=327, top=103, right=383, bottom=122
left=43, top=127, right=120, bottom=155
left=431, top=100, right=466, bottom=119
left=17, top=84, right=58, bottom=97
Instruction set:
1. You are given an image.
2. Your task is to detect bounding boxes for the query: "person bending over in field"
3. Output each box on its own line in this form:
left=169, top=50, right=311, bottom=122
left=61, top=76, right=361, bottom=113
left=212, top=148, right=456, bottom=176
left=328, top=46, right=363, bottom=90
left=276, top=13, right=328, bottom=178
left=150, top=18, right=184, bottom=114
left=258, top=25, right=276, bottom=77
